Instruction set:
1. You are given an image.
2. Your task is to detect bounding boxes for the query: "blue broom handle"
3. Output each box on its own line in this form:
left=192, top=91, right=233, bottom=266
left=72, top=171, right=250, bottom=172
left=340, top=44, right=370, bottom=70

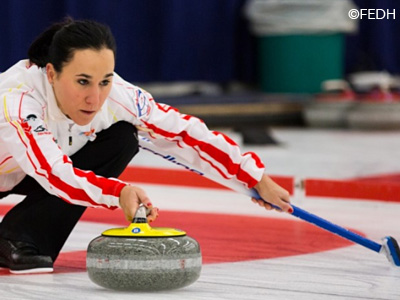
left=291, top=204, right=382, bottom=253
left=251, top=189, right=382, bottom=253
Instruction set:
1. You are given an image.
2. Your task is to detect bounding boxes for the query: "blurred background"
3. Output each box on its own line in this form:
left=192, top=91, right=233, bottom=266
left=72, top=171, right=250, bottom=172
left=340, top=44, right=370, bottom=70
left=1, top=0, right=400, bottom=142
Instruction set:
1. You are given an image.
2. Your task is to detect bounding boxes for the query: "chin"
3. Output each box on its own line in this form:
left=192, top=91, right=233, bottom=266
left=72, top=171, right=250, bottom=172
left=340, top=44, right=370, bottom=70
left=74, top=118, right=94, bottom=126
left=73, top=113, right=97, bottom=126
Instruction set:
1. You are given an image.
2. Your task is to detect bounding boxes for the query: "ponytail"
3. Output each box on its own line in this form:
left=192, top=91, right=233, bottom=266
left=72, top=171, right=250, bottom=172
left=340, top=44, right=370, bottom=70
left=27, top=17, right=73, bottom=68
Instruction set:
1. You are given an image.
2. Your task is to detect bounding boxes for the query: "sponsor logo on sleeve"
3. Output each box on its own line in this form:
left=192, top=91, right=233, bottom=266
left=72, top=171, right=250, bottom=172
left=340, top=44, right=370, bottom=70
left=23, top=114, right=50, bottom=135
left=135, top=90, right=151, bottom=118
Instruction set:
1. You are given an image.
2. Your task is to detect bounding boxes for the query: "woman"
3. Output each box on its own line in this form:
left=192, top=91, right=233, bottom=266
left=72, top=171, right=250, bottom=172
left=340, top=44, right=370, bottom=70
left=0, top=18, right=292, bottom=274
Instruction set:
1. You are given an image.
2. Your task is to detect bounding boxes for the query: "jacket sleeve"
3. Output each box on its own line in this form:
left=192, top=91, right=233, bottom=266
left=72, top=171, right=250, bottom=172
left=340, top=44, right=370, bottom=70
left=111, top=79, right=266, bottom=189
left=0, top=91, right=126, bottom=209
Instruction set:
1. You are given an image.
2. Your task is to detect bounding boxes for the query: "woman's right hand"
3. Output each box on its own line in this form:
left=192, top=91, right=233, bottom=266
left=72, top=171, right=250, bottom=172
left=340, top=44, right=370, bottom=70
left=119, top=185, right=159, bottom=222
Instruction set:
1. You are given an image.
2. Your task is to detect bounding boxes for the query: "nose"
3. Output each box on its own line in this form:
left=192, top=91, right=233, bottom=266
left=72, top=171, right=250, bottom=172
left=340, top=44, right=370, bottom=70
left=85, top=86, right=101, bottom=106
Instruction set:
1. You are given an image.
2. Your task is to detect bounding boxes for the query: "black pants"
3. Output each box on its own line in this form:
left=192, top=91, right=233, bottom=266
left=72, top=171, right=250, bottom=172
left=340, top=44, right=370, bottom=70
left=0, top=121, right=138, bottom=261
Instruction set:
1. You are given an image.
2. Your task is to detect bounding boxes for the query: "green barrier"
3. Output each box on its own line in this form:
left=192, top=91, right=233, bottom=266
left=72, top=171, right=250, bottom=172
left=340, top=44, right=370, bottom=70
left=258, top=33, right=344, bottom=94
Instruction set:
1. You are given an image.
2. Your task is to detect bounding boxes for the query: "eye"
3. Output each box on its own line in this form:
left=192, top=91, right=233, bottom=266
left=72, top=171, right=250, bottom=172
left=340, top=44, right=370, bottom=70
left=100, top=80, right=111, bottom=87
left=77, top=79, right=89, bottom=85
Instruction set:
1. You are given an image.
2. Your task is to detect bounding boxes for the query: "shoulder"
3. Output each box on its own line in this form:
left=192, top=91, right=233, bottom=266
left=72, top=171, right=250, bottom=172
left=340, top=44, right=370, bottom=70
left=0, top=61, right=47, bottom=122
left=105, top=73, right=155, bottom=120
left=1, top=59, right=43, bottom=80
left=109, top=72, right=154, bottom=102
left=1, top=60, right=47, bottom=97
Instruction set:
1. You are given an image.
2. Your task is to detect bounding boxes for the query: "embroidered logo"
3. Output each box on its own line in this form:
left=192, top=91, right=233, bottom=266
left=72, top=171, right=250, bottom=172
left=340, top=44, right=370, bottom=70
left=23, top=114, right=49, bottom=134
left=135, top=89, right=151, bottom=118
left=80, top=128, right=97, bottom=141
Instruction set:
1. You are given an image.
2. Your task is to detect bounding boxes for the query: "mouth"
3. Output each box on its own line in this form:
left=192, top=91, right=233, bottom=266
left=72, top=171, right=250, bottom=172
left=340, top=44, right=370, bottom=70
left=80, top=110, right=96, bottom=116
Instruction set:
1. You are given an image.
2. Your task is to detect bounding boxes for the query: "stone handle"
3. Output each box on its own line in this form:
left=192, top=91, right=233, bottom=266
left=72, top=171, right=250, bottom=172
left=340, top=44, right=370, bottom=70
left=132, top=205, right=150, bottom=224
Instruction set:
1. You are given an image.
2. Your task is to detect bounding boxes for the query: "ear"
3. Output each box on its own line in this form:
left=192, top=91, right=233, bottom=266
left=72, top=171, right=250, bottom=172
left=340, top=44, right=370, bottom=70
left=46, top=63, right=56, bottom=84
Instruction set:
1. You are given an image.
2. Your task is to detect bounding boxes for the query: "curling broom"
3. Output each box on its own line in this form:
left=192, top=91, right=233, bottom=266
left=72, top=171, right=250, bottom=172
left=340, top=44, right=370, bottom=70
left=248, top=188, right=400, bottom=267
left=138, top=136, right=400, bottom=267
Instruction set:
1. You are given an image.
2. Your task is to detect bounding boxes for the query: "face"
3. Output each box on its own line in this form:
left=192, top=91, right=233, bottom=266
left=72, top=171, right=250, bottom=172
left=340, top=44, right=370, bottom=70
left=46, top=48, right=115, bottom=126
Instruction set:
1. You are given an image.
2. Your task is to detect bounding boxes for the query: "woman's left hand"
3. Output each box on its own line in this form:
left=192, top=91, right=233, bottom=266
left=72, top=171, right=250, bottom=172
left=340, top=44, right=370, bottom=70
left=252, top=174, right=293, bottom=213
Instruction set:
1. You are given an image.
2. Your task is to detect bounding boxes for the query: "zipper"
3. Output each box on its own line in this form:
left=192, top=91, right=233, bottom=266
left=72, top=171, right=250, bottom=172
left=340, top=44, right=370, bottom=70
left=68, top=123, right=73, bottom=146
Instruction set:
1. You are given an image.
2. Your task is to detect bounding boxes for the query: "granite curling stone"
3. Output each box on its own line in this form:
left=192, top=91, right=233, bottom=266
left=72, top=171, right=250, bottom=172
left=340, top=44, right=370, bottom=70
left=347, top=101, right=400, bottom=130
left=303, top=99, right=357, bottom=128
left=86, top=206, right=202, bottom=291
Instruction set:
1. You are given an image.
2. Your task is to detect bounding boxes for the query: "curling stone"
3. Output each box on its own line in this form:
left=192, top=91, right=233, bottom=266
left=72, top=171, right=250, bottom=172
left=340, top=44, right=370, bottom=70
left=86, top=206, right=202, bottom=291
left=347, top=102, right=400, bottom=130
left=303, top=99, right=357, bottom=128
left=303, top=80, right=358, bottom=128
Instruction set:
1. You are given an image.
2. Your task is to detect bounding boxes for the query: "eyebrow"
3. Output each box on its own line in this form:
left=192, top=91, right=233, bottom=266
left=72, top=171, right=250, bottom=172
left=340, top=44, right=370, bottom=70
left=76, top=73, right=114, bottom=79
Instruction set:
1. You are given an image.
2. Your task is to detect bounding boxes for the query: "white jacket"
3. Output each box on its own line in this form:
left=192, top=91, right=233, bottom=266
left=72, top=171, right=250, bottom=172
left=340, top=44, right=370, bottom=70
left=0, top=60, right=265, bottom=209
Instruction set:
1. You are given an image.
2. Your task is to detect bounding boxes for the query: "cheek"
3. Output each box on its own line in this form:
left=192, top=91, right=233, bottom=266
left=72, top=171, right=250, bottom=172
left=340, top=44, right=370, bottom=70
left=60, top=86, right=73, bottom=100
left=100, top=86, right=112, bottom=103
left=55, top=82, right=82, bottom=109
left=63, top=83, right=84, bottom=100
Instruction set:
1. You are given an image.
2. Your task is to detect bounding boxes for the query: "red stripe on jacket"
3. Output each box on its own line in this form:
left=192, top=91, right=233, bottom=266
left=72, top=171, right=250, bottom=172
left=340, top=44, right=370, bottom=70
left=143, top=119, right=261, bottom=188
left=19, top=119, right=114, bottom=208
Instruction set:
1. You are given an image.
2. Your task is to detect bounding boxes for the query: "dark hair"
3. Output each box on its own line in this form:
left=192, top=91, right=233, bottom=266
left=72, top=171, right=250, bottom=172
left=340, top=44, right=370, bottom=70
left=28, top=17, right=116, bottom=72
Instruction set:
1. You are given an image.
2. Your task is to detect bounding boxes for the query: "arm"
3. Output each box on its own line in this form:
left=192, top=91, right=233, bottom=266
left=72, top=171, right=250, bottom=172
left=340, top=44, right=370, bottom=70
left=1, top=116, right=124, bottom=208
left=110, top=79, right=291, bottom=211
left=2, top=109, right=159, bottom=220
left=131, top=94, right=265, bottom=189
left=0, top=92, right=125, bottom=210
left=141, top=104, right=292, bottom=212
